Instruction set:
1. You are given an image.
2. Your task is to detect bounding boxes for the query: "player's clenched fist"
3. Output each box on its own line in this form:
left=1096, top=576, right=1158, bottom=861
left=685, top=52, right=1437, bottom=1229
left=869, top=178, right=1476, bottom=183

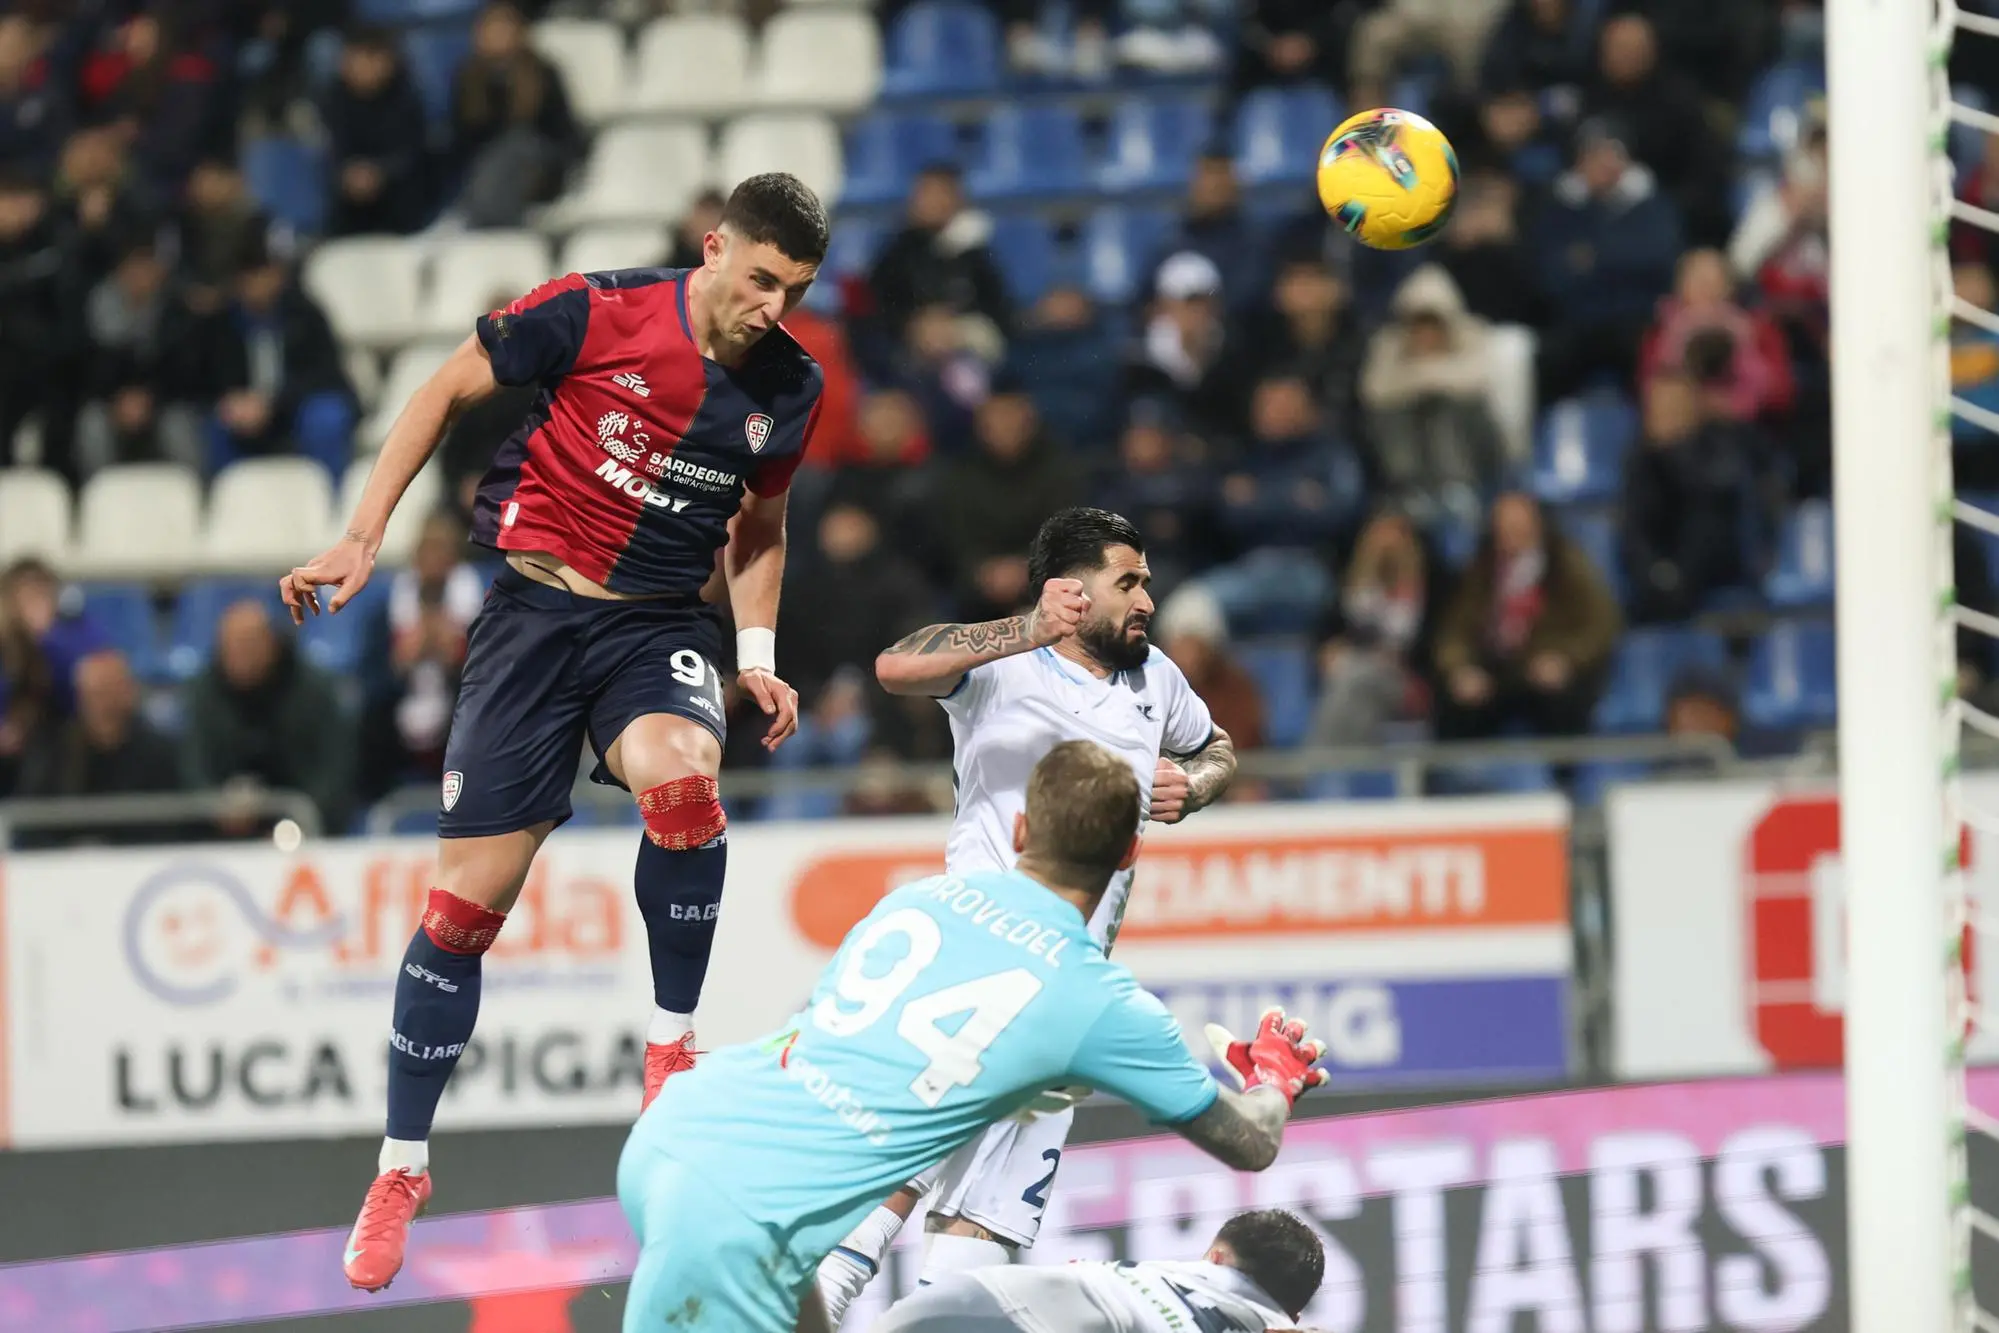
left=1203, top=1008, right=1330, bottom=1109
left=1150, top=756, right=1191, bottom=823
left=1028, top=577, right=1088, bottom=646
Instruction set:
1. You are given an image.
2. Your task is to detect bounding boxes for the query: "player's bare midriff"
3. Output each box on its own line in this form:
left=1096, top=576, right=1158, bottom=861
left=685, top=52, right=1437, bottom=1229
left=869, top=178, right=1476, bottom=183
left=506, top=551, right=659, bottom=602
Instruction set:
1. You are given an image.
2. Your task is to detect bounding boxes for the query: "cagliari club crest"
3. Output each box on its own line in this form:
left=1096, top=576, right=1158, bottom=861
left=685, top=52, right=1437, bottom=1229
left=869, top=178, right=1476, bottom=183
left=746, top=413, right=773, bottom=453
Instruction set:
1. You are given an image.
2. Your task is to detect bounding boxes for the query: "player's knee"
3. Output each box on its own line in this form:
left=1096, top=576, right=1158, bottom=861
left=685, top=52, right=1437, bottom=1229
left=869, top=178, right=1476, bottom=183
left=638, top=773, right=727, bottom=851
left=420, top=887, right=507, bottom=954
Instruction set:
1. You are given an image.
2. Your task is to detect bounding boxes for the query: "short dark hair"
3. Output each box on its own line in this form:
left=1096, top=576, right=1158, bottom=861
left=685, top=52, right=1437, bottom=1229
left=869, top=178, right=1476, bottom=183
left=1026, top=507, right=1145, bottom=593
left=1022, top=741, right=1140, bottom=886
left=1214, top=1210, right=1325, bottom=1319
left=719, top=173, right=829, bottom=264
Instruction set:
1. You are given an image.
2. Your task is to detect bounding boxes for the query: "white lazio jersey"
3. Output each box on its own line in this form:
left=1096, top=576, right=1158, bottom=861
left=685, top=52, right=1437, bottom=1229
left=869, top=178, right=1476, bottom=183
left=968, top=1259, right=1293, bottom=1333
left=940, top=647, right=1215, bottom=947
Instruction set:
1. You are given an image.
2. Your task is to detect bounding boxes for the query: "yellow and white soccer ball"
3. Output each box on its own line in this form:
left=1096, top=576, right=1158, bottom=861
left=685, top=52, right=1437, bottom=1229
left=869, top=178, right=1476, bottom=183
left=1315, top=107, right=1460, bottom=251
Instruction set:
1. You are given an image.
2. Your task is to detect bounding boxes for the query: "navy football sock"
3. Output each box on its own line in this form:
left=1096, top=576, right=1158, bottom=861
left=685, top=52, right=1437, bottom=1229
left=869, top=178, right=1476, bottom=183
left=633, top=835, right=726, bottom=1015
left=384, top=889, right=504, bottom=1144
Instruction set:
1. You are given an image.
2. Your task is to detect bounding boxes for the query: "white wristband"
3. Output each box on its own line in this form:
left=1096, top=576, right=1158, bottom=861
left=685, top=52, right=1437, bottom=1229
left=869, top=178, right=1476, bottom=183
left=736, top=626, right=776, bottom=675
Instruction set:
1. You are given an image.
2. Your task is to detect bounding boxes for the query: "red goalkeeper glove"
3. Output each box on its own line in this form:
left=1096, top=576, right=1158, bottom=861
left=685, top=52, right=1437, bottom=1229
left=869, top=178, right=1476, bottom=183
left=1203, top=1007, right=1329, bottom=1109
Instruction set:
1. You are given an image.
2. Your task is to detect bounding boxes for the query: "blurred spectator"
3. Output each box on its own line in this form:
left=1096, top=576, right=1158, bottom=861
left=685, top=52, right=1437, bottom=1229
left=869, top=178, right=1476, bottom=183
left=1218, top=373, right=1360, bottom=552
left=15, top=650, right=181, bottom=807
left=783, top=305, right=863, bottom=467
left=869, top=164, right=1011, bottom=353
left=179, top=235, right=355, bottom=477
left=0, top=15, right=70, bottom=176
left=1153, top=584, right=1265, bottom=752
left=842, top=388, right=933, bottom=471
left=52, top=125, right=153, bottom=290
left=1009, top=284, right=1120, bottom=448
left=1435, top=170, right=1542, bottom=326
left=1464, top=86, right=1567, bottom=187
left=359, top=512, right=481, bottom=800
left=666, top=189, right=725, bottom=269
left=1662, top=662, right=1740, bottom=755
left=182, top=599, right=354, bottom=835
left=893, top=304, right=991, bottom=454
left=440, top=383, right=536, bottom=519
left=321, top=25, right=429, bottom=236
left=1533, top=117, right=1682, bottom=403
left=1432, top=492, right=1621, bottom=738
left=1128, top=251, right=1246, bottom=441
left=175, top=157, right=269, bottom=311
left=1639, top=248, right=1795, bottom=425
left=1627, top=0, right=1779, bottom=105
left=1233, top=0, right=1346, bottom=93
left=78, top=10, right=227, bottom=199
left=999, top=0, right=1113, bottom=79
left=78, top=233, right=205, bottom=476
left=0, top=562, right=53, bottom=793
left=1247, top=252, right=1365, bottom=440
left=449, top=1, right=579, bottom=229
left=1094, top=403, right=1217, bottom=592
left=1348, top=0, right=1507, bottom=108
left=1360, top=264, right=1502, bottom=529
left=780, top=499, right=936, bottom=705
left=1956, top=263, right=1999, bottom=454
left=1152, top=152, right=1262, bottom=312
left=235, top=0, right=351, bottom=134
left=0, top=168, right=83, bottom=472
left=1619, top=371, right=1753, bottom=623
left=1960, top=131, right=1999, bottom=272
left=1479, top=0, right=1593, bottom=103
left=1580, top=13, right=1728, bottom=245
left=1111, top=0, right=1229, bottom=76
left=1308, top=508, right=1442, bottom=745
left=936, top=386, right=1081, bottom=621
left=0, top=558, right=112, bottom=718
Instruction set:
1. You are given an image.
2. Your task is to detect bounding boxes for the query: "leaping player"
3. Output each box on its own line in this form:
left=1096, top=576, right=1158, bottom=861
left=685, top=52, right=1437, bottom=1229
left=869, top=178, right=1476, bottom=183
left=816, top=507, right=1241, bottom=1320
left=280, top=173, right=829, bottom=1293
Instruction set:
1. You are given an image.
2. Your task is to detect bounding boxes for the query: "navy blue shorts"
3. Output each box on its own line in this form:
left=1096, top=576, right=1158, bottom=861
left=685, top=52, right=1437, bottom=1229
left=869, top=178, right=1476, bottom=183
left=437, top=567, right=728, bottom=838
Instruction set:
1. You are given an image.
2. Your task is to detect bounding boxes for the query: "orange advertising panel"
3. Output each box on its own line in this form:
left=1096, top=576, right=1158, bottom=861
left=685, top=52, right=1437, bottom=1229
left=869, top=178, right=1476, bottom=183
left=789, top=823, right=1568, bottom=949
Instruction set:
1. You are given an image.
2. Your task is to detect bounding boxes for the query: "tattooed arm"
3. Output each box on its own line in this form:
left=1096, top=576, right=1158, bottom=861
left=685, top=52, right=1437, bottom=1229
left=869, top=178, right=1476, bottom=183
left=875, top=577, right=1088, bottom=697
left=1151, top=727, right=1238, bottom=824
left=1172, top=1085, right=1288, bottom=1172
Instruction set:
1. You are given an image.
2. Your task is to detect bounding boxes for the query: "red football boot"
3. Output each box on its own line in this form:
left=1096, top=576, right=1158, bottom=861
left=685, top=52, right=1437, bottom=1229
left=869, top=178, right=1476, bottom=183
left=343, top=1167, right=432, bottom=1292
left=642, top=1032, right=701, bottom=1111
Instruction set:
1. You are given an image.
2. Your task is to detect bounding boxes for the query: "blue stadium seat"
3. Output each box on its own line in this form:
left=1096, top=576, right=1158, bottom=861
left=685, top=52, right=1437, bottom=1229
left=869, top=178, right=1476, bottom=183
left=1572, top=759, right=1655, bottom=806
left=80, top=583, right=162, bottom=679
left=166, top=580, right=288, bottom=680
left=1305, top=770, right=1399, bottom=801
left=1559, top=509, right=1626, bottom=604
left=402, top=25, right=472, bottom=126
left=1097, top=97, right=1213, bottom=195
left=1237, top=638, right=1315, bottom=748
left=1083, top=207, right=1176, bottom=305
left=1737, top=60, right=1825, bottom=163
left=1430, top=759, right=1557, bottom=796
left=242, top=137, right=327, bottom=236
left=1234, top=85, right=1342, bottom=188
left=842, top=112, right=959, bottom=208
left=882, top=1, right=1000, bottom=98
left=354, top=0, right=481, bottom=20
left=298, top=577, right=383, bottom=676
left=1594, top=627, right=1730, bottom=733
left=1743, top=620, right=1838, bottom=730
left=989, top=215, right=1059, bottom=307
left=1764, top=499, right=1835, bottom=608
left=1532, top=393, right=1637, bottom=506
left=966, top=105, right=1088, bottom=200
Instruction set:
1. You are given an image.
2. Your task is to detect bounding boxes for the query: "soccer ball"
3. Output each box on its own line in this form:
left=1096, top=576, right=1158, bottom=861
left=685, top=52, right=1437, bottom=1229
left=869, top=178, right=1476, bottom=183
left=1315, top=108, right=1460, bottom=251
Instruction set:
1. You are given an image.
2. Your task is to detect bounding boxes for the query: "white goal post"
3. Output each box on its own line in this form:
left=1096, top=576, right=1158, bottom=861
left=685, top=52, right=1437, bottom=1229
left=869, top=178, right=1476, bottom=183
left=1830, top=0, right=1971, bottom=1328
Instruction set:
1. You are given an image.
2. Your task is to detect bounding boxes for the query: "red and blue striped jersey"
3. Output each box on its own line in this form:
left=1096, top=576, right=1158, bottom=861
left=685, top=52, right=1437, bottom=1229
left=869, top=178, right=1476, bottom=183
left=470, top=266, right=824, bottom=597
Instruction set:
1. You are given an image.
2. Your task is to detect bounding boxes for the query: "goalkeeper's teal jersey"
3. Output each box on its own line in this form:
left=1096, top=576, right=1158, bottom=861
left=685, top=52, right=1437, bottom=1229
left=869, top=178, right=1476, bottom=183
left=630, top=868, right=1218, bottom=1264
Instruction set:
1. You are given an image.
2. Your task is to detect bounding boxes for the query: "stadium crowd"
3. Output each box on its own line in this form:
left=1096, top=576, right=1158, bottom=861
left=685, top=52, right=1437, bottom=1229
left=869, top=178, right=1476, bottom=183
left=2, top=0, right=1992, bottom=841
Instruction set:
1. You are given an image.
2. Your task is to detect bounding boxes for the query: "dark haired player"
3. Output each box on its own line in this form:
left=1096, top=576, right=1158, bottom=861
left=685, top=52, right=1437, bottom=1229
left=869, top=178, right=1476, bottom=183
left=816, top=507, right=1243, bottom=1318
left=875, top=1208, right=1328, bottom=1333
left=282, top=173, right=829, bottom=1292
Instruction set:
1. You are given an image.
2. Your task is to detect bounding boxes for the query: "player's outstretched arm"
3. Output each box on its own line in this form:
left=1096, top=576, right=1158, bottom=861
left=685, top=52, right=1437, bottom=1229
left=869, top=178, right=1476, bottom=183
left=875, top=577, right=1088, bottom=697
left=281, top=336, right=501, bottom=623
left=1173, top=1008, right=1328, bottom=1171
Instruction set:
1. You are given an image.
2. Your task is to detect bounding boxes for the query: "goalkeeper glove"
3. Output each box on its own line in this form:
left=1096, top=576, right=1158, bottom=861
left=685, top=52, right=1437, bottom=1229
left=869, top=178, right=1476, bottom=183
left=1203, top=1007, right=1329, bottom=1109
